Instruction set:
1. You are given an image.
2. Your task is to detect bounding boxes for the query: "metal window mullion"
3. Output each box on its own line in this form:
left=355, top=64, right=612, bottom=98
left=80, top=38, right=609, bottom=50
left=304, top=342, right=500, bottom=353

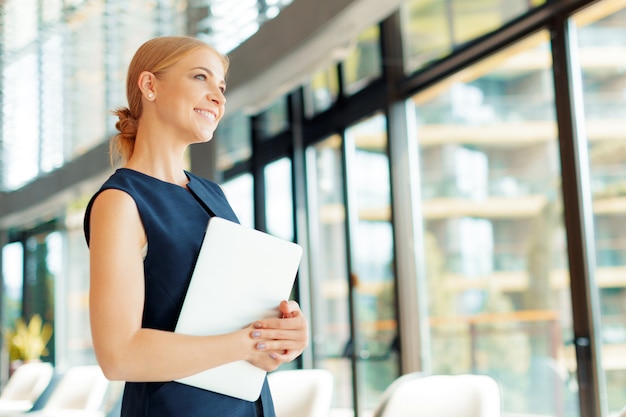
left=550, top=15, right=607, bottom=417
left=380, top=10, right=429, bottom=376
left=251, top=115, right=266, bottom=232
left=341, top=125, right=361, bottom=417
left=288, top=88, right=312, bottom=369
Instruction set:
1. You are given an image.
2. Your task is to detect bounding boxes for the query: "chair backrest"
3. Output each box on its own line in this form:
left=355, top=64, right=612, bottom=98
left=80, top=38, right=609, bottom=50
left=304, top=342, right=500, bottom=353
left=42, top=365, right=109, bottom=411
left=374, top=374, right=501, bottom=417
left=0, top=362, right=54, bottom=403
left=268, top=369, right=334, bottom=417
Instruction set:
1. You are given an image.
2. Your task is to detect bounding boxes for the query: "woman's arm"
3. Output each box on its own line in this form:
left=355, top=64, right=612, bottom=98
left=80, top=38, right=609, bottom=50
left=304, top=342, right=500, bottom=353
left=88, top=189, right=279, bottom=381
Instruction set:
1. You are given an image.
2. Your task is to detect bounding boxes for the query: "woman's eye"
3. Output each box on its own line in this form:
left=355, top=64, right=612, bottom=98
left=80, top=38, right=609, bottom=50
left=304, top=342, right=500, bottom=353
left=195, top=74, right=207, bottom=81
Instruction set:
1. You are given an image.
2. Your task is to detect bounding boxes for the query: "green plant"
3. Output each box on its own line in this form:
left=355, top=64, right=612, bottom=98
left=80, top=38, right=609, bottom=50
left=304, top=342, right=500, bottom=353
left=4, top=314, right=53, bottom=362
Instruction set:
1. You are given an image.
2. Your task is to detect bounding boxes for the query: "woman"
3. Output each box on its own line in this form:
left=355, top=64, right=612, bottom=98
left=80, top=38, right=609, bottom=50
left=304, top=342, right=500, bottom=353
left=83, top=36, right=308, bottom=417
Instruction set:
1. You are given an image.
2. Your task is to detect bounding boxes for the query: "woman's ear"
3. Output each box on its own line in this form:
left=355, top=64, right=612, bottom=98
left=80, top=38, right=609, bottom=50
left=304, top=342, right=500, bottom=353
left=138, top=71, right=156, bottom=99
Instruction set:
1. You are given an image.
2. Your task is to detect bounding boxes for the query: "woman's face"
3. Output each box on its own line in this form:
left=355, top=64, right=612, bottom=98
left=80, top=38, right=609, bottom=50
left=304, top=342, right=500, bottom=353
left=152, top=47, right=227, bottom=144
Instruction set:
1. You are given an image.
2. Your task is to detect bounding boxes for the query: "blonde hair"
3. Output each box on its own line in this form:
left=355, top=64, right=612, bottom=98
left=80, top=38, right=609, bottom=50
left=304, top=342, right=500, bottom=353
left=110, top=36, right=229, bottom=166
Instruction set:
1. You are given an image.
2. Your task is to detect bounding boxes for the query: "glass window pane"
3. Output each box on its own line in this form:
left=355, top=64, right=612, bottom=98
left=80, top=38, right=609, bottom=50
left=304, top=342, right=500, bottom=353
left=264, top=158, right=294, bottom=242
left=343, top=25, right=382, bottom=95
left=402, top=0, right=548, bottom=73
left=572, top=1, right=626, bottom=413
left=452, top=0, right=538, bottom=45
left=192, top=0, right=293, bottom=53
left=256, top=96, right=289, bottom=140
left=401, top=0, right=452, bottom=71
left=2, top=53, right=40, bottom=190
left=116, top=1, right=161, bottom=65
left=2, top=242, right=24, bottom=330
left=4, top=0, right=38, bottom=51
left=410, top=31, right=578, bottom=416
left=22, top=231, right=59, bottom=363
left=306, top=135, right=352, bottom=411
left=67, top=6, right=106, bottom=156
left=1, top=0, right=179, bottom=191
left=109, top=1, right=171, bottom=132
left=65, top=0, right=88, bottom=7
left=197, top=0, right=261, bottom=53
left=216, top=110, right=252, bottom=171
left=42, top=0, right=63, bottom=24
left=222, top=173, right=254, bottom=229
left=65, top=214, right=96, bottom=366
left=41, top=34, right=65, bottom=173
left=346, top=114, right=398, bottom=413
left=304, top=65, right=340, bottom=118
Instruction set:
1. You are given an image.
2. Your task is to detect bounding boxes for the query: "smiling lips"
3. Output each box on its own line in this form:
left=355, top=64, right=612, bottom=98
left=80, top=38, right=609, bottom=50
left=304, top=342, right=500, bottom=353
left=194, top=108, right=217, bottom=123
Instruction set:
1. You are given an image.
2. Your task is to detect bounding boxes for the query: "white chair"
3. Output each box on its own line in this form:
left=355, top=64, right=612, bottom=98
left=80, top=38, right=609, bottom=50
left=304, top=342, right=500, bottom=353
left=0, top=362, right=54, bottom=415
left=25, top=365, right=110, bottom=417
left=373, top=373, right=501, bottom=417
left=268, top=369, right=334, bottom=417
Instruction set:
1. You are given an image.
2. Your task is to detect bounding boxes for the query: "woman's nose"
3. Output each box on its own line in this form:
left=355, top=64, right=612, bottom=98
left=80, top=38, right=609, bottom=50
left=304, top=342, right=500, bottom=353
left=208, top=87, right=225, bottom=105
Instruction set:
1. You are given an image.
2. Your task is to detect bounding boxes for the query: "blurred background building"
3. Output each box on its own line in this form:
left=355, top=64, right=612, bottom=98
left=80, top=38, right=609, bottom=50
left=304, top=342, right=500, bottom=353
left=1, top=0, right=625, bottom=416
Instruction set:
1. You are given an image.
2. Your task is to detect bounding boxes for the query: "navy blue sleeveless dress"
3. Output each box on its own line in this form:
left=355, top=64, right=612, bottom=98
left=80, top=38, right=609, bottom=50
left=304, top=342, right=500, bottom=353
left=83, top=168, right=276, bottom=417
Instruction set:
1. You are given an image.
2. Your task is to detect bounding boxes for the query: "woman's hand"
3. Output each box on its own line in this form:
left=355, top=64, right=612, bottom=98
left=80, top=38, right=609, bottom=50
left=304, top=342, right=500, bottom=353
left=246, top=300, right=309, bottom=370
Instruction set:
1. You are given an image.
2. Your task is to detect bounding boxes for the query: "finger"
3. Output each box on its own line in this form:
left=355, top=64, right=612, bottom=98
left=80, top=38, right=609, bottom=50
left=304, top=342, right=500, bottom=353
left=271, top=349, right=301, bottom=363
left=254, top=321, right=308, bottom=341
left=256, top=315, right=304, bottom=331
left=278, top=300, right=301, bottom=317
left=255, top=338, right=307, bottom=354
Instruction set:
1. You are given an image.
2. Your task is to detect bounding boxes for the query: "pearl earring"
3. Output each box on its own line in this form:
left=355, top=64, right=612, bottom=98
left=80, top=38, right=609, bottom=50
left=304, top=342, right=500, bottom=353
left=148, top=92, right=154, bottom=99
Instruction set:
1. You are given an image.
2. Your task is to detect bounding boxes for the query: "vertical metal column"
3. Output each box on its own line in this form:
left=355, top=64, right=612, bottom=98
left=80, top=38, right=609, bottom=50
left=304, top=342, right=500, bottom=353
left=550, top=15, right=607, bottom=417
left=288, top=89, right=313, bottom=369
left=380, top=10, right=429, bottom=375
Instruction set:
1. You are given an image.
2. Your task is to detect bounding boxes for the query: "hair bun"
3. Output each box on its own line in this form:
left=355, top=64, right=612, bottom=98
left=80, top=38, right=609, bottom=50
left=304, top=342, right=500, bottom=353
left=114, top=107, right=138, bottom=140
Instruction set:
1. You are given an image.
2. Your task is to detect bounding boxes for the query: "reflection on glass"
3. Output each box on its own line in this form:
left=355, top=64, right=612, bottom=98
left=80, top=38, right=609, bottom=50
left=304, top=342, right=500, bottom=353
left=216, top=111, right=252, bottom=171
left=342, top=25, right=382, bottom=95
left=304, top=65, right=340, bottom=118
left=572, top=1, right=626, bottom=412
left=222, top=173, right=254, bottom=229
left=346, top=114, right=398, bottom=413
left=264, top=158, right=294, bottom=242
left=306, top=135, right=352, bottom=411
left=402, top=0, right=547, bottom=73
left=256, top=96, right=289, bottom=139
left=410, top=31, right=578, bottom=416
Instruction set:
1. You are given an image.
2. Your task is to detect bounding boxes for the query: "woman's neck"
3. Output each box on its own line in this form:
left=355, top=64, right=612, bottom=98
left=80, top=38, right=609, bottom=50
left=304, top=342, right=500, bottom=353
left=125, top=145, right=189, bottom=187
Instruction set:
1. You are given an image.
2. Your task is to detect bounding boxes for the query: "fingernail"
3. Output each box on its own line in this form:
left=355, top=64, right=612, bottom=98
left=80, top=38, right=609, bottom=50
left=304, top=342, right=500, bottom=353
left=256, top=343, right=266, bottom=349
left=254, top=322, right=263, bottom=329
left=269, top=353, right=277, bottom=359
left=252, top=331, right=261, bottom=338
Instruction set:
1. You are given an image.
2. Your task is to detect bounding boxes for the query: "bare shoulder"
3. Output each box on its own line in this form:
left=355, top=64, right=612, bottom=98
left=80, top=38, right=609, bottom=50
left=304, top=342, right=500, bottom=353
left=89, top=188, right=144, bottom=246
left=91, top=188, right=138, bottom=216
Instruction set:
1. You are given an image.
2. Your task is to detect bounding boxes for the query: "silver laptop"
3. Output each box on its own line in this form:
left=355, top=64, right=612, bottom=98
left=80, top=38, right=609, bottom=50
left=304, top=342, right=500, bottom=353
left=174, top=216, right=303, bottom=401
